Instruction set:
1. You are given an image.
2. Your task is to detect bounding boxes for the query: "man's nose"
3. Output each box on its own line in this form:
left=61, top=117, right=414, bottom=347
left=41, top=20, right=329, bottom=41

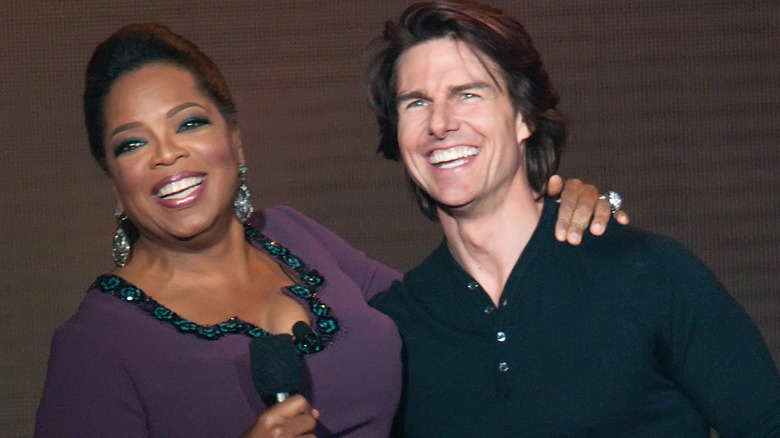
left=428, top=102, right=459, bottom=139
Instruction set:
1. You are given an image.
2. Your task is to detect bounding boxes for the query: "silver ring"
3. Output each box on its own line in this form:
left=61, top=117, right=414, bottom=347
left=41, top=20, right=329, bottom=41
left=599, top=190, right=623, bottom=213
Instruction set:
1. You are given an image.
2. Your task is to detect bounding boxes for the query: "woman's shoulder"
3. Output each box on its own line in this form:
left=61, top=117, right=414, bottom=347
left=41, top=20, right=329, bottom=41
left=250, top=205, right=401, bottom=297
left=59, top=279, right=177, bottom=347
left=67, top=284, right=141, bottom=327
left=249, top=205, right=354, bottom=254
left=44, top=286, right=139, bottom=368
left=250, top=205, right=324, bottom=235
left=255, top=204, right=310, bottom=220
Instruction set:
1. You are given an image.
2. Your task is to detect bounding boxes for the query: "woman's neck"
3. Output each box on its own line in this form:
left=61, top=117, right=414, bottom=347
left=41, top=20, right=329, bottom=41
left=114, top=215, right=253, bottom=287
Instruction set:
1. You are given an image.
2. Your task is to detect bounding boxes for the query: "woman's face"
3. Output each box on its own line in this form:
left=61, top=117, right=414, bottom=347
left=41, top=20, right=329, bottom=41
left=102, top=62, right=243, bottom=244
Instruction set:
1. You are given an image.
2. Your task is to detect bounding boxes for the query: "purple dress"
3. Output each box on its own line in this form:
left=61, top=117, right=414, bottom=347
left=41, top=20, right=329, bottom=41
left=35, top=206, right=403, bottom=437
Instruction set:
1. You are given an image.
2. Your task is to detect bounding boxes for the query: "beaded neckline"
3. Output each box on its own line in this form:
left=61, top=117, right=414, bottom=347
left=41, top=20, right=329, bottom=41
left=91, top=223, right=339, bottom=354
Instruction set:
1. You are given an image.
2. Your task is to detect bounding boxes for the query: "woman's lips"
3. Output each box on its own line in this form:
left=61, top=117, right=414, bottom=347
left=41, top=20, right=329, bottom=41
left=156, top=176, right=205, bottom=198
left=152, top=172, right=206, bottom=209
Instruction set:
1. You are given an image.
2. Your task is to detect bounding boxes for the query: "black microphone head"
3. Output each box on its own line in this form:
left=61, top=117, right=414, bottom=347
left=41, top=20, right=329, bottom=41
left=292, top=321, right=314, bottom=341
left=292, top=320, right=321, bottom=354
left=249, top=333, right=303, bottom=403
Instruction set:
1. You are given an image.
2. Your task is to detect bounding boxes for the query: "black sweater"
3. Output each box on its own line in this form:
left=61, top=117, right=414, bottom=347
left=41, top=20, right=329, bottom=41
left=371, top=200, right=780, bottom=437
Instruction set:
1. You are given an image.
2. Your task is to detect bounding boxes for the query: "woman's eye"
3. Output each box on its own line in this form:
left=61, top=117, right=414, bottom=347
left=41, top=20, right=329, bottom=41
left=178, top=117, right=210, bottom=132
left=114, top=139, right=145, bottom=157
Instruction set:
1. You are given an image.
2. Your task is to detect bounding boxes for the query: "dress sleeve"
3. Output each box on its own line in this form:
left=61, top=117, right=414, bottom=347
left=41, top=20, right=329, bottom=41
left=269, top=206, right=402, bottom=301
left=659, top=241, right=780, bottom=436
left=35, top=322, right=148, bottom=437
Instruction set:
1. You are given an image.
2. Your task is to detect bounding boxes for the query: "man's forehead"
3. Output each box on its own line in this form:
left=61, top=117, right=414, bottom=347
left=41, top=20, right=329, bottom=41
left=396, top=38, right=505, bottom=92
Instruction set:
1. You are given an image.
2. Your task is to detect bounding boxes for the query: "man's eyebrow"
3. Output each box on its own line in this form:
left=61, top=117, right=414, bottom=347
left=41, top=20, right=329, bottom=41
left=396, top=91, right=427, bottom=103
left=396, top=81, right=492, bottom=104
left=450, top=81, right=491, bottom=95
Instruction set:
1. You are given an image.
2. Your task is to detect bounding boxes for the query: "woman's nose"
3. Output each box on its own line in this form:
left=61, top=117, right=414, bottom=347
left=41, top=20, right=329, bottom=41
left=152, top=135, right=188, bottom=167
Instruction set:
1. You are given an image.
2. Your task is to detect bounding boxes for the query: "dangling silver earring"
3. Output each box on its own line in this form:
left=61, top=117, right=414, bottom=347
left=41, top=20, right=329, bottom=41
left=234, top=165, right=253, bottom=224
left=112, top=209, right=132, bottom=267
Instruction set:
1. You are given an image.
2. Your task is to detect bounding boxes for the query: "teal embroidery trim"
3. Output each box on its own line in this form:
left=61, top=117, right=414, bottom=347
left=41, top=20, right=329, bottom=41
left=91, top=223, right=338, bottom=354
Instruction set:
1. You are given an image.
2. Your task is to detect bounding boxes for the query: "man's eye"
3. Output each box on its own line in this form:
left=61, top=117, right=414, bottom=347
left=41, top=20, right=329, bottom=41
left=114, top=139, right=145, bottom=157
left=407, top=100, right=426, bottom=109
left=178, top=117, right=210, bottom=132
left=461, top=92, right=478, bottom=100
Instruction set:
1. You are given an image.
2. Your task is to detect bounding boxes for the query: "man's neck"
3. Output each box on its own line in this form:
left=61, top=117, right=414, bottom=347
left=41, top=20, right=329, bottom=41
left=439, top=194, right=544, bottom=306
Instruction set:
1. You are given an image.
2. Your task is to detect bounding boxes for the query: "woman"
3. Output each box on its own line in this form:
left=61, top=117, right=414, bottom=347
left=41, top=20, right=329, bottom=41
left=35, top=23, right=622, bottom=437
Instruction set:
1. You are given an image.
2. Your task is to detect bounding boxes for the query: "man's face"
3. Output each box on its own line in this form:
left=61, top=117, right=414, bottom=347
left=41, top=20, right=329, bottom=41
left=395, top=37, right=532, bottom=217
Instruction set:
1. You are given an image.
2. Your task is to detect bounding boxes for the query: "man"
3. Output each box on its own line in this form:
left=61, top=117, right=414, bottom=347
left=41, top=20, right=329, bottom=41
left=367, top=1, right=780, bottom=436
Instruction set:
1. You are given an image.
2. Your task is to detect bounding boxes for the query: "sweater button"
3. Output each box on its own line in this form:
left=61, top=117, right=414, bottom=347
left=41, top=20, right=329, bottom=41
left=498, top=362, right=509, bottom=372
left=496, top=331, right=506, bottom=342
left=466, top=281, right=479, bottom=291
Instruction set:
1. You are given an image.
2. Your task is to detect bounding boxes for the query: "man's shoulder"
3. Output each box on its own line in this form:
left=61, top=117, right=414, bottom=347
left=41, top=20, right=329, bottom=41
left=574, top=222, right=722, bottom=298
left=580, top=221, right=697, bottom=263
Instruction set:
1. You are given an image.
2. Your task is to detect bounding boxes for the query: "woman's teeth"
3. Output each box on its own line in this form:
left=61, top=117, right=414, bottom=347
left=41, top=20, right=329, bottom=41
left=156, top=176, right=205, bottom=199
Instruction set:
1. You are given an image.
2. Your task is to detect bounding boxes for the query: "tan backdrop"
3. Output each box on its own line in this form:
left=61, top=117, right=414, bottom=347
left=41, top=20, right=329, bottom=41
left=2, top=1, right=778, bottom=435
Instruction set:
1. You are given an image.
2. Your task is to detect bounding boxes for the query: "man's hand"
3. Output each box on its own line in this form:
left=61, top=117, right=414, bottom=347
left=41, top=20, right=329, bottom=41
left=548, top=175, right=630, bottom=245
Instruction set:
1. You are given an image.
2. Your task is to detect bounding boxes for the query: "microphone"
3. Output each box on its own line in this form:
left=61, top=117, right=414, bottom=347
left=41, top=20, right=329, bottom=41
left=249, top=324, right=308, bottom=406
left=292, top=320, right=318, bottom=353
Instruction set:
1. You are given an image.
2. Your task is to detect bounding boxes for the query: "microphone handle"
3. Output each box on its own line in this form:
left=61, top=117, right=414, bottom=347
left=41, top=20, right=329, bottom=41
left=262, top=391, right=298, bottom=406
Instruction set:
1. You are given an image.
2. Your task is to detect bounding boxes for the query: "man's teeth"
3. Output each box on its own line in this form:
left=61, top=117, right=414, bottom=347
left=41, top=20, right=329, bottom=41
left=438, top=158, right=469, bottom=169
left=428, top=146, right=478, bottom=168
left=157, top=176, right=205, bottom=199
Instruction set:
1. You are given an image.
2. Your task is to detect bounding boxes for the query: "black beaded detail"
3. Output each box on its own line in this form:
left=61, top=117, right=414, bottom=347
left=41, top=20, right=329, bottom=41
left=244, top=223, right=338, bottom=353
left=91, top=224, right=339, bottom=354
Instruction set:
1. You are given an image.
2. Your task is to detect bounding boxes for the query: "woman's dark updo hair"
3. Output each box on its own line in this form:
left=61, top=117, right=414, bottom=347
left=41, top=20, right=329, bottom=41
left=84, top=23, right=237, bottom=170
left=365, top=1, right=567, bottom=220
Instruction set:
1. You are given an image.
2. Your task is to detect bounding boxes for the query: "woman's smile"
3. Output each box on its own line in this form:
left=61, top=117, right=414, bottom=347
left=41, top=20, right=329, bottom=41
left=153, top=173, right=207, bottom=209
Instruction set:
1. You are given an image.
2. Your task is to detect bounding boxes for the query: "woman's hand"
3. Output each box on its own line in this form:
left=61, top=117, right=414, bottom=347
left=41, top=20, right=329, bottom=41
left=243, top=395, right=320, bottom=438
left=547, top=175, right=630, bottom=245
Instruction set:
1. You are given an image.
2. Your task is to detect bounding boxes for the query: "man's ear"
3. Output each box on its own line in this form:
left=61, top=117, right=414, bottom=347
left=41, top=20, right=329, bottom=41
left=515, top=112, right=532, bottom=145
